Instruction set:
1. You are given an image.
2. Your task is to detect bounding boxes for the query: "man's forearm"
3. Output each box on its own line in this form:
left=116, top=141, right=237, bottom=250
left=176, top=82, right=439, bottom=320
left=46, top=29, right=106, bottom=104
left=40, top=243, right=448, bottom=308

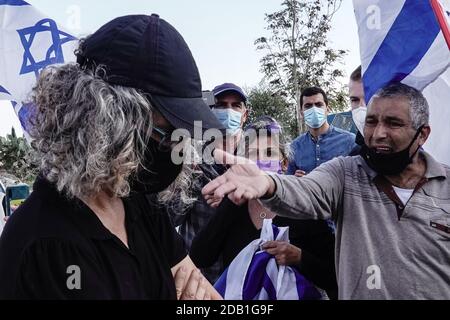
left=260, top=171, right=340, bottom=221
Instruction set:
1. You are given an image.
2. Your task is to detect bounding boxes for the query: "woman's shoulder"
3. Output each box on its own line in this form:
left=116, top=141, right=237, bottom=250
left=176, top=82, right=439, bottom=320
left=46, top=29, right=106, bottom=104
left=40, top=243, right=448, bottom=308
left=0, top=210, right=96, bottom=293
left=0, top=233, right=104, bottom=299
left=1, top=179, right=96, bottom=255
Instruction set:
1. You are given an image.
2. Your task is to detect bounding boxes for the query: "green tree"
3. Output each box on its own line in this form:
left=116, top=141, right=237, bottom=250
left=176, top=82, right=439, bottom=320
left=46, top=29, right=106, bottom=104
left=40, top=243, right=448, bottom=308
left=0, top=127, right=37, bottom=185
left=255, top=0, right=347, bottom=133
left=246, top=84, right=297, bottom=139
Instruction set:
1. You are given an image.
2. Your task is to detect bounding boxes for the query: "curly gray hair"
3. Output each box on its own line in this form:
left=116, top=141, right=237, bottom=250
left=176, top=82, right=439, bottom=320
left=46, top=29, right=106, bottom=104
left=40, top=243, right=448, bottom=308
left=29, top=63, right=154, bottom=199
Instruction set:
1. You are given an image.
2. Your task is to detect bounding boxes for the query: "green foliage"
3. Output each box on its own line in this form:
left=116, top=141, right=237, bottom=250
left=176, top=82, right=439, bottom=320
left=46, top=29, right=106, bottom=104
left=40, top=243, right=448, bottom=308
left=255, top=0, right=348, bottom=132
left=246, top=84, right=298, bottom=140
left=0, top=127, right=37, bottom=185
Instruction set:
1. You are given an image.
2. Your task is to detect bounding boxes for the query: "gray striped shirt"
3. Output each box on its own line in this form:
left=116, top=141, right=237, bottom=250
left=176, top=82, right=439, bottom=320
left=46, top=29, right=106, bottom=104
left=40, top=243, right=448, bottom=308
left=262, top=152, right=450, bottom=299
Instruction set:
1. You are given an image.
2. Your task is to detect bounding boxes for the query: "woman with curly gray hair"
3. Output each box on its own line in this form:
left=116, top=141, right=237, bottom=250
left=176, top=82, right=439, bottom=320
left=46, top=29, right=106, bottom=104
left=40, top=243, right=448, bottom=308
left=0, top=14, right=223, bottom=300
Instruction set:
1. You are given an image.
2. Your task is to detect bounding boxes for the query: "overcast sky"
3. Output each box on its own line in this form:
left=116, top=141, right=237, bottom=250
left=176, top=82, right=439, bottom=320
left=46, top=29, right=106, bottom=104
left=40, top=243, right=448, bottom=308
left=0, top=0, right=360, bottom=137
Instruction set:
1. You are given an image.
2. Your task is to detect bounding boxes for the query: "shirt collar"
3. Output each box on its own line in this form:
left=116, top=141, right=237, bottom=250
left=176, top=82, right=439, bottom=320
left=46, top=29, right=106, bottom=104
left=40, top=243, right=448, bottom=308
left=72, top=196, right=143, bottom=240
left=69, top=198, right=116, bottom=240
left=34, top=176, right=138, bottom=240
left=421, top=151, right=447, bottom=179
left=307, top=125, right=334, bottom=141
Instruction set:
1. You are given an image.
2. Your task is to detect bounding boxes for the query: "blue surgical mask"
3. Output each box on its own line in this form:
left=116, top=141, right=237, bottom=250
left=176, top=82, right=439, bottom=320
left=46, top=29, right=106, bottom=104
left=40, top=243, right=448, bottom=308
left=304, top=106, right=327, bottom=129
left=212, top=109, right=242, bottom=134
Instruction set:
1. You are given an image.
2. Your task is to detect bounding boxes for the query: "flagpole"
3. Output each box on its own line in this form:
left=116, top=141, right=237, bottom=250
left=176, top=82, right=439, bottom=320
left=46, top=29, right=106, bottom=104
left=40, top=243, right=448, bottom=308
left=430, top=0, right=450, bottom=50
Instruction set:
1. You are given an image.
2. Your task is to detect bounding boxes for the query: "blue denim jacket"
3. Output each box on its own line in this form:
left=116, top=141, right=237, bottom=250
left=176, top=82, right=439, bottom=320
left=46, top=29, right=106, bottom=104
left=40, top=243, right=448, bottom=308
left=287, top=126, right=356, bottom=175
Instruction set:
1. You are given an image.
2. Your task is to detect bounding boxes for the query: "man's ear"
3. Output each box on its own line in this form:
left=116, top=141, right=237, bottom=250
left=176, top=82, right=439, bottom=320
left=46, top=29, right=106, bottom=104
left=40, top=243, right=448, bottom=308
left=418, top=125, right=431, bottom=146
left=299, top=105, right=304, bottom=117
left=299, top=110, right=304, bottom=121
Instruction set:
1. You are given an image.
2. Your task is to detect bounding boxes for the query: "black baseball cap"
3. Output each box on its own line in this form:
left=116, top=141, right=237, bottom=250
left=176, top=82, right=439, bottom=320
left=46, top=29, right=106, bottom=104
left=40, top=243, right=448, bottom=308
left=76, top=14, right=225, bottom=135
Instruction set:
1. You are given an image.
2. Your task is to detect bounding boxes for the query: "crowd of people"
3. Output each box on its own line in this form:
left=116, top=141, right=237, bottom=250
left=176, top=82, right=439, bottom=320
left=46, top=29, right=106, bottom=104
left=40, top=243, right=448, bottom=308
left=0, top=13, right=448, bottom=300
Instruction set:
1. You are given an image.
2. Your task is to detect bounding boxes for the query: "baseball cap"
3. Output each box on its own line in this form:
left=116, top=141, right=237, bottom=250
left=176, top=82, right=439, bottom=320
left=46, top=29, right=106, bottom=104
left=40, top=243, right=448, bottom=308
left=212, top=83, right=247, bottom=102
left=76, top=14, right=225, bottom=135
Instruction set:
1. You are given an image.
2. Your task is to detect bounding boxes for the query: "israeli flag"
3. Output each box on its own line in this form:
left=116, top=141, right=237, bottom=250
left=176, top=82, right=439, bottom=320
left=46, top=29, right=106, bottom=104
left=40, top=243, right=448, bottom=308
left=214, top=219, right=323, bottom=300
left=0, top=0, right=77, bottom=135
left=353, top=0, right=450, bottom=165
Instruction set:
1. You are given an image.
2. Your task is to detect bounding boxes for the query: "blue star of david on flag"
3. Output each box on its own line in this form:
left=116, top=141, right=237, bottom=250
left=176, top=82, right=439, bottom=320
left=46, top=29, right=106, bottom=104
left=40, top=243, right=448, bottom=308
left=0, top=0, right=29, bottom=5
left=17, top=18, right=77, bottom=78
left=0, top=85, right=10, bottom=95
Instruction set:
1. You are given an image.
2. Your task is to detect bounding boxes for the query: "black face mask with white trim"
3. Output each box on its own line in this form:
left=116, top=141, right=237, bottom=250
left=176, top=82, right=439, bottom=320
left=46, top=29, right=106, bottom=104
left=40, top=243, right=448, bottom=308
left=360, top=126, right=423, bottom=176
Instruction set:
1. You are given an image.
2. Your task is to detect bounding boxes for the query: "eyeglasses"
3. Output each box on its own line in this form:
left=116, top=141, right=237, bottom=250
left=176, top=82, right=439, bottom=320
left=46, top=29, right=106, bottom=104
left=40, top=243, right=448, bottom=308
left=152, top=126, right=175, bottom=151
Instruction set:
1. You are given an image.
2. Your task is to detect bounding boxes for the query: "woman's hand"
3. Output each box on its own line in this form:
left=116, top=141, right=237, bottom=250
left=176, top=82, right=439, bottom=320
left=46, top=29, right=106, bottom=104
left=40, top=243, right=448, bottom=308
left=171, top=255, right=222, bottom=300
left=173, top=267, right=210, bottom=300
left=262, top=241, right=302, bottom=266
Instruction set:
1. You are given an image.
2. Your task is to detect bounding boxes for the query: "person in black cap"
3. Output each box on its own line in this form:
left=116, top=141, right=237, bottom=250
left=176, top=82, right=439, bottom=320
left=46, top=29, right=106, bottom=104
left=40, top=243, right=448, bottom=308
left=0, top=14, right=223, bottom=300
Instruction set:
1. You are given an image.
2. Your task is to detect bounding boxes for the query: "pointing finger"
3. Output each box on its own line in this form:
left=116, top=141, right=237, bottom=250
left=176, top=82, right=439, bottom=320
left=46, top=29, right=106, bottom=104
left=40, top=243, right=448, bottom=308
left=202, top=175, right=228, bottom=196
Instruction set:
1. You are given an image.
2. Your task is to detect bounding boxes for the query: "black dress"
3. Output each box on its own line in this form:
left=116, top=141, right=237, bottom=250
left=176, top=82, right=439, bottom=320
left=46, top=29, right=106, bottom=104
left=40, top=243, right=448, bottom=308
left=0, top=177, right=186, bottom=299
left=190, top=198, right=338, bottom=299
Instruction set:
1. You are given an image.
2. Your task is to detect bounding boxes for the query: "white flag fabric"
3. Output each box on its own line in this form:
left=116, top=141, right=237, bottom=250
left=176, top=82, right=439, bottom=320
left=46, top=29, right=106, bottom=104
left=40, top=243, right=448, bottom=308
left=353, top=0, right=450, bottom=165
left=423, top=68, right=450, bottom=164
left=0, top=0, right=77, bottom=134
left=214, top=219, right=324, bottom=300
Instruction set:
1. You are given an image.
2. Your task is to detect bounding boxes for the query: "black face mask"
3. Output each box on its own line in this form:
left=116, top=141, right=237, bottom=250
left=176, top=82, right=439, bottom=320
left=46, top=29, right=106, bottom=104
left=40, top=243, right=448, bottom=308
left=129, top=139, right=183, bottom=194
left=361, top=126, right=423, bottom=176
